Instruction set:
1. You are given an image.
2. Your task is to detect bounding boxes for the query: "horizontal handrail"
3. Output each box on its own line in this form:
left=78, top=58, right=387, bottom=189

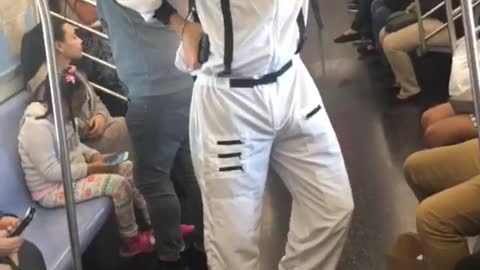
left=422, top=2, right=445, bottom=19
left=80, top=0, right=96, bottom=6
left=81, top=52, right=117, bottom=70
left=425, top=0, right=480, bottom=41
left=89, top=81, right=129, bottom=102
left=50, top=11, right=108, bottom=39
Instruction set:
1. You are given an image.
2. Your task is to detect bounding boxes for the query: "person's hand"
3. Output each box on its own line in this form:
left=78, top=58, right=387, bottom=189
left=87, top=162, right=118, bottom=175
left=0, top=217, right=18, bottom=234
left=182, top=21, right=203, bottom=70
left=90, top=153, right=117, bottom=163
left=406, top=2, right=417, bottom=13
left=0, top=232, right=23, bottom=258
left=88, top=115, right=107, bottom=139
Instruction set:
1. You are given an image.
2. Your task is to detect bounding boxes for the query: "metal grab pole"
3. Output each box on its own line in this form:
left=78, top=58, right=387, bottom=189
left=445, top=0, right=457, bottom=52
left=35, top=1, right=83, bottom=270
left=459, top=0, right=480, bottom=147
left=415, top=0, right=427, bottom=54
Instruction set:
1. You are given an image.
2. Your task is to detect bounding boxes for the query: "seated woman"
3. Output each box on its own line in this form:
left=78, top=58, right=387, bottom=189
left=379, top=0, right=460, bottom=100
left=18, top=68, right=157, bottom=257
left=21, top=21, right=130, bottom=154
left=49, top=0, right=128, bottom=116
left=0, top=211, right=46, bottom=270
left=403, top=139, right=480, bottom=270
left=421, top=103, right=477, bottom=147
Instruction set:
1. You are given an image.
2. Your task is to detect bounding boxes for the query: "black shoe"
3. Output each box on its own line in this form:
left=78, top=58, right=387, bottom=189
left=158, top=259, right=188, bottom=270
left=357, top=45, right=377, bottom=56
left=334, top=32, right=362, bottom=43
left=348, top=8, right=359, bottom=13
left=347, top=3, right=358, bottom=13
left=182, top=246, right=208, bottom=270
left=353, top=39, right=373, bottom=47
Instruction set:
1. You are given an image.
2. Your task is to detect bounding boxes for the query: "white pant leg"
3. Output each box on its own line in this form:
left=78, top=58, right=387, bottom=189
left=272, top=58, right=354, bottom=270
left=189, top=75, right=275, bottom=270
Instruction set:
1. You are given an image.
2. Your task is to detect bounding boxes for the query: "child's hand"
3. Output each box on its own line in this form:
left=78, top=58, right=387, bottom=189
left=88, top=115, right=107, bottom=139
left=90, top=153, right=117, bottom=163
left=87, top=163, right=118, bottom=175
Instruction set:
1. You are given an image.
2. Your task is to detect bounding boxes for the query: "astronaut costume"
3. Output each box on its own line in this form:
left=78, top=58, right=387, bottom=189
left=187, top=1, right=355, bottom=269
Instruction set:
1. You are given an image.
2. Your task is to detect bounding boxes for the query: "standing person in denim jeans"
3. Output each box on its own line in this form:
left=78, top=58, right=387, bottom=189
left=97, top=1, right=203, bottom=269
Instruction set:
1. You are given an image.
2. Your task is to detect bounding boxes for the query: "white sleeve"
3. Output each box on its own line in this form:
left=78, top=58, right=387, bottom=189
left=116, top=0, right=164, bottom=22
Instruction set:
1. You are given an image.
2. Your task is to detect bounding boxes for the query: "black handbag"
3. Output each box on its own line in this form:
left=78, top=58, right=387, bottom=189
left=385, top=11, right=418, bottom=33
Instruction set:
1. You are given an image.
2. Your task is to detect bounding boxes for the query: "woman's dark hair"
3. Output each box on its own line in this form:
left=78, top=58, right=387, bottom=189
left=38, top=67, right=83, bottom=130
left=21, top=19, right=66, bottom=83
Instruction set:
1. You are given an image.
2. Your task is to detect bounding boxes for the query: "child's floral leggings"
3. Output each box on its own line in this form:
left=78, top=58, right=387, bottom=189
left=38, top=161, right=150, bottom=238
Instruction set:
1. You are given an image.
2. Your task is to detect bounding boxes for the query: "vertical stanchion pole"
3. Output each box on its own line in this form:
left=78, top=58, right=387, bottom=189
left=460, top=0, right=480, bottom=147
left=445, top=0, right=458, bottom=52
left=415, top=0, right=427, bottom=54
left=35, top=1, right=83, bottom=270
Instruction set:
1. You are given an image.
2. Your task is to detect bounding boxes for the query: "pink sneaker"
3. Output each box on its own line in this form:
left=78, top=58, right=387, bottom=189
left=180, top=224, right=196, bottom=237
left=119, top=231, right=155, bottom=257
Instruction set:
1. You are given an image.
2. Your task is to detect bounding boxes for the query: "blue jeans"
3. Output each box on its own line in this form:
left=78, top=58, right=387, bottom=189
left=371, top=0, right=393, bottom=47
left=127, top=90, right=203, bottom=257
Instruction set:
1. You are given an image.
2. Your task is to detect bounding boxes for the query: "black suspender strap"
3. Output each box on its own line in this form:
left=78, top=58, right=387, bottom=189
left=188, top=0, right=200, bottom=23
left=220, top=0, right=233, bottom=75
left=153, top=1, right=177, bottom=25
left=296, top=9, right=306, bottom=54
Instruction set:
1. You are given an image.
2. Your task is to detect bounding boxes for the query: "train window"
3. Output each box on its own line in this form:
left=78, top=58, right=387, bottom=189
left=0, top=1, right=38, bottom=103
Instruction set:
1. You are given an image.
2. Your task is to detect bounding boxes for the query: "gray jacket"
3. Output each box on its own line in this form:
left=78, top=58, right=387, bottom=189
left=18, top=102, right=99, bottom=200
left=27, top=63, right=112, bottom=139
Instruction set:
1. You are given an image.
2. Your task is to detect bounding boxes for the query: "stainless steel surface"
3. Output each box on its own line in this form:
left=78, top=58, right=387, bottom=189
left=422, top=2, right=445, bottom=19
left=415, top=0, right=427, bottom=53
left=35, top=1, right=83, bottom=270
left=425, top=22, right=448, bottom=41
left=425, top=0, right=480, bottom=41
left=89, top=81, right=128, bottom=102
left=445, top=0, right=457, bottom=51
left=81, top=52, right=117, bottom=70
left=459, top=0, right=480, bottom=145
left=50, top=11, right=108, bottom=39
left=80, top=0, right=96, bottom=6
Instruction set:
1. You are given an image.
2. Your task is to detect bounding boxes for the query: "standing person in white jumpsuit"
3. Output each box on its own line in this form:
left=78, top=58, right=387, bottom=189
left=184, top=1, right=355, bottom=269
left=115, top=1, right=355, bottom=269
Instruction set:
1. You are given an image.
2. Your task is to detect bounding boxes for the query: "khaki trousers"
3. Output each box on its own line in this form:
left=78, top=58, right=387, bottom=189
left=404, top=139, right=480, bottom=270
left=380, top=19, right=450, bottom=96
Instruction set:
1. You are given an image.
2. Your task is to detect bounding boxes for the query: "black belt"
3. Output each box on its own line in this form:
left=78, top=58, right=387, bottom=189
left=229, top=60, right=293, bottom=88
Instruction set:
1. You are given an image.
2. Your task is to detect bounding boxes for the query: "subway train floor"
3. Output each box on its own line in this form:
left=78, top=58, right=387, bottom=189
left=92, top=1, right=453, bottom=269
left=307, top=1, right=450, bottom=269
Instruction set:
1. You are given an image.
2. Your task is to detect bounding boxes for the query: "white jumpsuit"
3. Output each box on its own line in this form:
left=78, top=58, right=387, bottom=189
left=188, top=1, right=355, bottom=270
